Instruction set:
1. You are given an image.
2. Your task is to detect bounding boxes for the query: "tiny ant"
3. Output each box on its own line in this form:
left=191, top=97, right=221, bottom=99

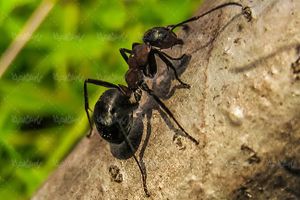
left=84, top=2, right=252, bottom=197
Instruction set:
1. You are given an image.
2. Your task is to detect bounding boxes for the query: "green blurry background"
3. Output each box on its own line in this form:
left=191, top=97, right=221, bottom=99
left=0, top=0, right=201, bottom=199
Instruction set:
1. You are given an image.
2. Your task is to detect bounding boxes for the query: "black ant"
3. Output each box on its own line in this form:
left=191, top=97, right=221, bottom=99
left=84, top=2, right=252, bottom=197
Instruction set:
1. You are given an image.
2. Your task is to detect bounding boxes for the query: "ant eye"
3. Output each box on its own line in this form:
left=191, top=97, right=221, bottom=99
left=153, top=31, right=159, bottom=40
left=159, top=32, right=167, bottom=39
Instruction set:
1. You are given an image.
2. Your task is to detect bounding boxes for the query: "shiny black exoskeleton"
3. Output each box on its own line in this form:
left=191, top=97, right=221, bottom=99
left=93, top=89, right=137, bottom=144
left=84, top=76, right=198, bottom=197
left=143, top=27, right=184, bottom=49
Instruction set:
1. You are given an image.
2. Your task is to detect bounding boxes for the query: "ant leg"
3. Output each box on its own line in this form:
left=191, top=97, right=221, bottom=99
left=119, top=48, right=132, bottom=63
left=158, top=50, right=186, bottom=61
left=84, top=79, right=125, bottom=137
left=117, top=121, right=150, bottom=197
left=143, top=51, right=157, bottom=78
left=155, top=50, right=190, bottom=88
left=141, top=83, right=199, bottom=145
left=119, top=43, right=142, bottom=63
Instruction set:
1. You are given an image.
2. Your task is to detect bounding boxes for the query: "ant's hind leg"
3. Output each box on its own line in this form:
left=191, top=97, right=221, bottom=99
left=84, top=79, right=126, bottom=137
left=117, top=121, right=150, bottom=197
left=84, top=80, right=95, bottom=137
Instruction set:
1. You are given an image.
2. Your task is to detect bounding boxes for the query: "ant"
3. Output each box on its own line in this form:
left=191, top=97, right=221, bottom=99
left=84, top=2, right=252, bottom=197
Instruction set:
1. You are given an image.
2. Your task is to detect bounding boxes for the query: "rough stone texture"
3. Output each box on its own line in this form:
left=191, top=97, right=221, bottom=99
left=32, top=0, right=300, bottom=199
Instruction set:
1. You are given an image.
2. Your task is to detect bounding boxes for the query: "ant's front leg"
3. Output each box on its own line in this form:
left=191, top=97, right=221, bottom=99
left=158, top=50, right=186, bottom=61
left=154, top=50, right=190, bottom=88
left=119, top=48, right=132, bottom=63
left=141, top=83, right=198, bottom=145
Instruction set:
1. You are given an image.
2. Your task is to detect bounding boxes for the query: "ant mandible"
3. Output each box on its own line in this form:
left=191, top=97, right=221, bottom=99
left=84, top=1, right=252, bottom=197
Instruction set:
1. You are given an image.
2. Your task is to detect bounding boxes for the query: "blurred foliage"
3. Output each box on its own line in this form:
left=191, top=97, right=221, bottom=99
left=0, top=0, right=202, bottom=199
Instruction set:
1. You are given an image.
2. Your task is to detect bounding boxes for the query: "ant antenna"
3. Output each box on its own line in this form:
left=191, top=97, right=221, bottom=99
left=169, top=2, right=252, bottom=31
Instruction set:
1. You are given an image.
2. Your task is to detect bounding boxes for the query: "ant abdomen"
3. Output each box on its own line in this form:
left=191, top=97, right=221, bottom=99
left=93, top=89, right=135, bottom=144
left=110, top=116, right=144, bottom=159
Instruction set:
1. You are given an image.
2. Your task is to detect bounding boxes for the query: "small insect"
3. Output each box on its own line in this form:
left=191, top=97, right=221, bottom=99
left=84, top=2, right=252, bottom=197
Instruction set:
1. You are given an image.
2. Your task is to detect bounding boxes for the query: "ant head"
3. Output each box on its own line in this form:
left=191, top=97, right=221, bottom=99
left=143, top=27, right=183, bottom=49
left=94, top=89, right=136, bottom=144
